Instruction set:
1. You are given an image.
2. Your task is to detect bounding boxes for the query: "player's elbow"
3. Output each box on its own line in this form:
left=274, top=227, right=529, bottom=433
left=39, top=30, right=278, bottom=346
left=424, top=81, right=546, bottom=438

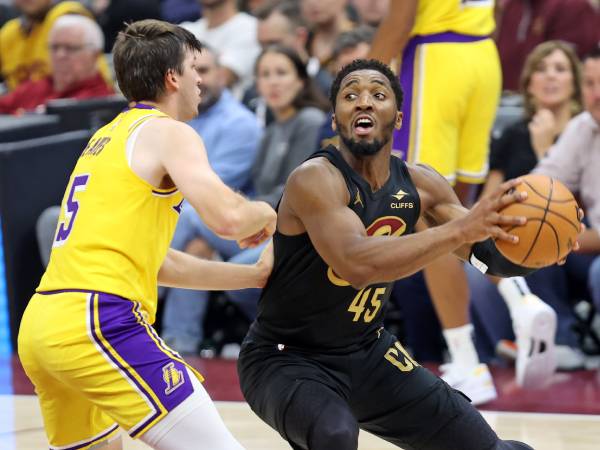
left=337, top=266, right=374, bottom=290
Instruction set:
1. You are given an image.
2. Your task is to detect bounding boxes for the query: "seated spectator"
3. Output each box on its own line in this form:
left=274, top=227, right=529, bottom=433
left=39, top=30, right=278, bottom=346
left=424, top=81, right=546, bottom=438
left=244, top=0, right=332, bottom=125
left=0, top=0, right=110, bottom=91
left=90, top=0, right=161, bottom=52
left=350, top=0, right=388, bottom=27
left=161, top=45, right=328, bottom=355
left=469, top=46, right=600, bottom=370
left=482, top=40, right=583, bottom=196
left=159, top=0, right=201, bottom=24
left=181, top=0, right=261, bottom=98
left=301, top=0, right=355, bottom=76
left=0, top=14, right=113, bottom=115
left=495, top=0, right=599, bottom=91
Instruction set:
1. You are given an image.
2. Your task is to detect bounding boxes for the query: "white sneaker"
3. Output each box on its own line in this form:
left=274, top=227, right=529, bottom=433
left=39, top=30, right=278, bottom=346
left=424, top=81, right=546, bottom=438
left=440, top=363, right=497, bottom=406
left=511, top=294, right=557, bottom=389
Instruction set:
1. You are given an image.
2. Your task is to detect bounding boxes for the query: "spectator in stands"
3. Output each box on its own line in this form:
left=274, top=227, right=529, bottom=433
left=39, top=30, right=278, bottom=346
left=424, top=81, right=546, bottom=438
left=0, top=0, right=109, bottom=91
left=181, top=0, right=261, bottom=98
left=159, top=0, right=201, bottom=25
left=468, top=41, right=585, bottom=369
left=0, top=14, right=113, bottom=114
left=332, top=24, right=374, bottom=72
left=495, top=0, right=599, bottom=91
left=483, top=41, right=583, bottom=196
left=89, top=0, right=161, bottom=52
left=469, top=47, right=600, bottom=370
left=301, top=0, right=355, bottom=76
left=162, top=45, right=328, bottom=355
left=244, top=0, right=331, bottom=125
left=350, top=0, right=388, bottom=27
left=161, top=45, right=263, bottom=354
left=0, top=2, right=17, bottom=29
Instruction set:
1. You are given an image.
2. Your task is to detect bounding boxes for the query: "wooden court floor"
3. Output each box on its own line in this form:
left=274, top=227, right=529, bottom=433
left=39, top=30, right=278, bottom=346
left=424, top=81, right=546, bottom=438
left=2, top=395, right=600, bottom=449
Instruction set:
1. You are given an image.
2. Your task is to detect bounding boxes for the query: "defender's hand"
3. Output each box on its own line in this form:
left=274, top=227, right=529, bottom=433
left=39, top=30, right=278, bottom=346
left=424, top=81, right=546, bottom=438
left=254, top=240, right=274, bottom=288
left=458, top=178, right=528, bottom=244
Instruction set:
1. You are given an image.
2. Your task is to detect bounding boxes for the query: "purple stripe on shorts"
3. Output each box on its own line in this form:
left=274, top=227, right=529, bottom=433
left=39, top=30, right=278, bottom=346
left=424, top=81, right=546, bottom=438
left=392, top=32, right=490, bottom=160
left=53, top=424, right=119, bottom=450
left=131, top=302, right=183, bottom=361
left=94, top=292, right=194, bottom=437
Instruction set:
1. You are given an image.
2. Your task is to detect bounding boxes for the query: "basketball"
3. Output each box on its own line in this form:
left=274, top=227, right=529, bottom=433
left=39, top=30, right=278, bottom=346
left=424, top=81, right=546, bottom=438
left=495, top=174, right=580, bottom=269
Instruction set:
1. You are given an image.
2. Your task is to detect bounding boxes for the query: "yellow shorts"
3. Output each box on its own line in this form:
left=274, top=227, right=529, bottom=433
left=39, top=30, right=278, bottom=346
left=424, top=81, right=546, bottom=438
left=18, top=290, right=204, bottom=449
left=393, top=33, right=501, bottom=184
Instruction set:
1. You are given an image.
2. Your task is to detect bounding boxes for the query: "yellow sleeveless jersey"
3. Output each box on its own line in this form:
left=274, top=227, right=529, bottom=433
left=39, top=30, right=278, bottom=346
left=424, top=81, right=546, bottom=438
left=38, top=105, right=184, bottom=322
left=0, top=1, right=112, bottom=91
left=411, top=0, right=495, bottom=37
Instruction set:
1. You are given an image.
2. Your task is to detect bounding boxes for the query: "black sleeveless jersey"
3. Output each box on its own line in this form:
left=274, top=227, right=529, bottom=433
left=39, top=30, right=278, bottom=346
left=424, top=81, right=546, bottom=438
left=248, top=146, right=421, bottom=353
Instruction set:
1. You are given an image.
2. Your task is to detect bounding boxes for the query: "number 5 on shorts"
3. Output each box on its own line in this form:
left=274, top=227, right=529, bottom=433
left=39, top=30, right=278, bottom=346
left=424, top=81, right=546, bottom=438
left=54, top=174, right=90, bottom=247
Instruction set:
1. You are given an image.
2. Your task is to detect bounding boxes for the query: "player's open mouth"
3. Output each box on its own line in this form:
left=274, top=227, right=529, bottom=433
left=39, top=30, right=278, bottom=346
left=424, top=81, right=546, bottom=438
left=353, top=115, right=375, bottom=136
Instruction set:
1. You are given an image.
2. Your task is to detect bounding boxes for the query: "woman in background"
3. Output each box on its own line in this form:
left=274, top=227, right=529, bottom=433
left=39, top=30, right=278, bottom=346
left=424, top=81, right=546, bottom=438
left=470, top=41, right=587, bottom=371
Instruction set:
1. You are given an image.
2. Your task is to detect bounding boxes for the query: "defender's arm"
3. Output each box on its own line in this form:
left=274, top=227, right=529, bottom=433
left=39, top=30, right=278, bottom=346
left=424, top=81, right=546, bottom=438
left=149, top=120, right=276, bottom=244
left=158, top=244, right=272, bottom=290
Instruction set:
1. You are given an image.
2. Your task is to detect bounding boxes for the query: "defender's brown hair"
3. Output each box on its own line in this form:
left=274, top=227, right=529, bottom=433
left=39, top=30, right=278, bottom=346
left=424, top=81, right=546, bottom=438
left=113, top=19, right=203, bottom=102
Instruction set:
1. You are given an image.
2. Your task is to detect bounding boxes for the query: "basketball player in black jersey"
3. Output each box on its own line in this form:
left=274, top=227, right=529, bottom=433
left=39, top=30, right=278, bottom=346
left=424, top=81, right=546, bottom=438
left=237, top=59, right=538, bottom=450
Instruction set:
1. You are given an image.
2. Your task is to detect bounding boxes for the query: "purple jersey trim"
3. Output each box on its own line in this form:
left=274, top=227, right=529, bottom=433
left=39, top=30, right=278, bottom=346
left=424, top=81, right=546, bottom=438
left=393, top=32, right=490, bottom=159
left=122, top=102, right=157, bottom=112
left=151, top=187, right=179, bottom=196
left=37, top=288, right=123, bottom=297
left=50, top=423, right=119, bottom=450
left=88, top=293, right=163, bottom=437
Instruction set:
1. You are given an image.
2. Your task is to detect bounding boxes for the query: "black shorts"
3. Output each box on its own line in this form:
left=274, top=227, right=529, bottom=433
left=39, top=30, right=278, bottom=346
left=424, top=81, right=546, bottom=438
left=238, top=329, right=505, bottom=450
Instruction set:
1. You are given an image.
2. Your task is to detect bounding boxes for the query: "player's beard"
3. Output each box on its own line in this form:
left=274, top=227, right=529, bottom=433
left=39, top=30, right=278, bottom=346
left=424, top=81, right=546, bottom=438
left=336, top=117, right=395, bottom=158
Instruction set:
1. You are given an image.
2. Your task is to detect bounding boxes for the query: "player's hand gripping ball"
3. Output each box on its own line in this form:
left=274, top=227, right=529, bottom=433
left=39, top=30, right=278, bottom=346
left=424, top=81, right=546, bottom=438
left=495, top=174, right=581, bottom=268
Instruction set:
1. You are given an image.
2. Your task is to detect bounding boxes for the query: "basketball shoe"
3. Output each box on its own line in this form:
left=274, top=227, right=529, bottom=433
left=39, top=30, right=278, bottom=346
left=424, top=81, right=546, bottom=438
left=511, top=294, right=557, bottom=388
left=440, top=363, right=497, bottom=405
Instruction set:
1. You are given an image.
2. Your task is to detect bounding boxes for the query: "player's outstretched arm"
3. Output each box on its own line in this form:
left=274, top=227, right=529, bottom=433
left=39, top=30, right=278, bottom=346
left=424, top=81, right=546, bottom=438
left=158, top=242, right=273, bottom=290
left=368, top=0, right=418, bottom=65
left=410, top=164, right=528, bottom=260
left=154, top=120, right=276, bottom=244
left=282, top=159, right=525, bottom=289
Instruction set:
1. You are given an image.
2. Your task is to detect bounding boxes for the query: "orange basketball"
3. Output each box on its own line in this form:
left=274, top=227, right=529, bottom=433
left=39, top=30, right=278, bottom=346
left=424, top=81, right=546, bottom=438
left=495, top=174, right=580, bottom=269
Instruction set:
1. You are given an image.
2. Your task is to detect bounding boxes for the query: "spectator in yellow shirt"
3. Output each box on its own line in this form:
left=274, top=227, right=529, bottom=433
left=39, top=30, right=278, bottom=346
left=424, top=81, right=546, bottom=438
left=0, top=0, right=110, bottom=91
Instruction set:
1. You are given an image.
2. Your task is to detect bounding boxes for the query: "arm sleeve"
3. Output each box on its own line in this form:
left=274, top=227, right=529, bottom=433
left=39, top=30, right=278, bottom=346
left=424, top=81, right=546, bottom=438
left=469, top=239, right=537, bottom=277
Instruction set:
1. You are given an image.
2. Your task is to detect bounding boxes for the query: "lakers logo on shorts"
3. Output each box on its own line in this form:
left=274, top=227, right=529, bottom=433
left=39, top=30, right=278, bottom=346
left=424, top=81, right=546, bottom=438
left=162, top=362, right=185, bottom=395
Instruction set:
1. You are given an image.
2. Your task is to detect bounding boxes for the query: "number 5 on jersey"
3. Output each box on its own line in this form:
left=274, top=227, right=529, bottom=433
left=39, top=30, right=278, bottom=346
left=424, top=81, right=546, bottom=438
left=54, top=174, right=90, bottom=247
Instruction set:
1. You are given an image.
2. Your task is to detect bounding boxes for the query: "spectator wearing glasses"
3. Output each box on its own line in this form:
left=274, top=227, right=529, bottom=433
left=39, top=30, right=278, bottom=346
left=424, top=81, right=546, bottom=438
left=0, top=0, right=110, bottom=91
left=0, top=14, right=113, bottom=114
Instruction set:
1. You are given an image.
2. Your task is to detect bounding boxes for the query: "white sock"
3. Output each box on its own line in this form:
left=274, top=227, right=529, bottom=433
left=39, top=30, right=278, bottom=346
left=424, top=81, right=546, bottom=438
left=443, top=324, right=479, bottom=368
left=497, top=277, right=531, bottom=318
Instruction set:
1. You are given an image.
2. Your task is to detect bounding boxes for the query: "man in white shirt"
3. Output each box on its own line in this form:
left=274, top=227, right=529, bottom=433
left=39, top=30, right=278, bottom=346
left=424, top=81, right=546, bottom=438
left=534, top=48, right=600, bottom=335
left=181, top=0, right=260, bottom=98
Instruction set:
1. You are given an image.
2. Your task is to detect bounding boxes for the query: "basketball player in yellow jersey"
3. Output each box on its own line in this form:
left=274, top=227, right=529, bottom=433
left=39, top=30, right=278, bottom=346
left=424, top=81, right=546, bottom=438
left=369, top=1, right=559, bottom=403
left=18, top=20, right=276, bottom=450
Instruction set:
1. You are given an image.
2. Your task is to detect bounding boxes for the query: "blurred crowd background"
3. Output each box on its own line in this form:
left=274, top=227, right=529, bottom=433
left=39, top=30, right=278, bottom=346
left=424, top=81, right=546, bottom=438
left=0, top=0, right=599, bottom=380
